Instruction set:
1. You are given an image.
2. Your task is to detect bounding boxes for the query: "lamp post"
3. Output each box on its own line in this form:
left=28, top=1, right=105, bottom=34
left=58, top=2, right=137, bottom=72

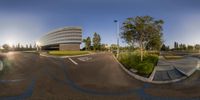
left=36, top=41, right=41, bottom=52
left=114, top=20, right=120, bottom=58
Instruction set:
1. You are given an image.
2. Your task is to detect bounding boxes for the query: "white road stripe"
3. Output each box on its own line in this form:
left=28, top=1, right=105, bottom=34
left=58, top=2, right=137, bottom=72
left=68, top=58, right=78, bottom=65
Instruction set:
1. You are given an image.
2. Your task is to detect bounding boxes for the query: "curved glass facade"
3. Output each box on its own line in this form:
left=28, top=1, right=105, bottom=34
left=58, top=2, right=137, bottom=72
left=39, top=27, right=82, bottom=50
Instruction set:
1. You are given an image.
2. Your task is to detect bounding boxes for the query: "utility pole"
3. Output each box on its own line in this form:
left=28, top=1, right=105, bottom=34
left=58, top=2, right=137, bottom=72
left=114, top=20, right=120, bottom=58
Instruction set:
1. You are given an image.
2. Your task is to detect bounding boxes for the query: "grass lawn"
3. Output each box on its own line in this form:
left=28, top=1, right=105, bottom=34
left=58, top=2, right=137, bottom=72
left=48, top=51, right=90, bottom=56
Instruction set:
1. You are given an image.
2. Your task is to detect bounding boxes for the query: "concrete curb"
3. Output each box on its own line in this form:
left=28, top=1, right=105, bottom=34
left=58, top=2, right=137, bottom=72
left=112, top=55, right=151, bottom=83
left=148, top=66, right=157, bottom=81
left=112, top=54, right=188, bottom=84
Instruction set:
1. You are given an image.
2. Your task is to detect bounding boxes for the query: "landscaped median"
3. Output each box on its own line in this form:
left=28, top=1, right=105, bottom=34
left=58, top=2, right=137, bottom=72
left=163, top=55, right=183, bottom=60
left=0, top=55, right=10, bottom=77
left=118, top=51, right=158, bottom=77
left=48, top=51, right=90, bottom=56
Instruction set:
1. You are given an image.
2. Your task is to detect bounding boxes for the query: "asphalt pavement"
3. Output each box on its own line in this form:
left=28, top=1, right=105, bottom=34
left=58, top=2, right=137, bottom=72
left=1, top=52, right=200, bottom=100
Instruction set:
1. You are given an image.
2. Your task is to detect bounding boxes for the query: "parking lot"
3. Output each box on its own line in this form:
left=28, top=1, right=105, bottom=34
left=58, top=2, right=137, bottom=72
left=0, top=52, right=200, bottom=100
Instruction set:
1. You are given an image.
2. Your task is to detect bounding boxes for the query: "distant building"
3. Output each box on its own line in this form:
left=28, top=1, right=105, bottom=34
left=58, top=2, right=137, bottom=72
left=39, top=26, right=82, bottom=51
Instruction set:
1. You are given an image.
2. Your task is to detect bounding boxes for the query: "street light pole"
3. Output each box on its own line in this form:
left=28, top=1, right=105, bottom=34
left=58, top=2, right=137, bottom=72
left=36, top=41, right=41, bottom=52
left=114, top=20, right=120, bottom=58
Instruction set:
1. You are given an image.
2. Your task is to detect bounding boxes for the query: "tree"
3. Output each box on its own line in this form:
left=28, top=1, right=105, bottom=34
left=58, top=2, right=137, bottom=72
left=33, top=43, right=36, bottom=49
left=179, top=44, right=183, bottom=50
left=100, top=44, right=107, bottom=51
left=110, top=44, right=118, bottom=51
left=146, top=33, right=163, bottom=50
left=26, top=44, right=29, bottom=49
left=29, top=44, right=32, bottom=50
left=93, top=32, right=101, bottom=51
left=187, top=45, right=194, bottom=50
left=161, top=44, right=166, bottom=51
left=161, top=44, right=170, bottom=51
left=121, top=16, right=164, bottom=61
left=195, top=44, right=200, bottom=50
left=182, top=44, right=187, bottom=50
left=16, top=43, right=21, bottom=50
left=2, top=44, right=10, bottom=51
left=21, top=45, right=24, bottom=50
left=12, top=45, right=16, bottom=50
left=83, top=37, right=91, bottom=50
left=174, top=42, right=179, bottom=50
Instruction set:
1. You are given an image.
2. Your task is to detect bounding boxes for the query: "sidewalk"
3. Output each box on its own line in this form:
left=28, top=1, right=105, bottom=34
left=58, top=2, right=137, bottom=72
left=152, top=56, right=198, bottom=82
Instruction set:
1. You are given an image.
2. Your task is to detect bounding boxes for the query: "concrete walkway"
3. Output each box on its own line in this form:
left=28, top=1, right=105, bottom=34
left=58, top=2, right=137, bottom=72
left=151, top=56, right=198, bottom=82
left=169, top=57, right=199, bottom=76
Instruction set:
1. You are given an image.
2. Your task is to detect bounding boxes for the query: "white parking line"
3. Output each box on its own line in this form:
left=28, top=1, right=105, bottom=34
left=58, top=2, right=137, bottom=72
left=68, top=58, right=78, bottom=65
left=77, top=57, right=92, bottom=61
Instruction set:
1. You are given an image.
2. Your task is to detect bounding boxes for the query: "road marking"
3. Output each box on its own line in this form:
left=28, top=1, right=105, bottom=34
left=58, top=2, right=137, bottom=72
left=77, top=57, right=92, bottom=61
left=0, top=79, right=25, bottom=83
left=68, top=58, right=78, bottom=65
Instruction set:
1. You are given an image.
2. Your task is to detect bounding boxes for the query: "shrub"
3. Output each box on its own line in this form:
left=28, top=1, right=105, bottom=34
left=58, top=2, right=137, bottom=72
left=118, top=52, right=141, bottom=69
left=118, top=52, right=158, bottom=76
left=144, top=55, right=158, bottom=65
left=118, top=52, right=132, bottom=69
left=137, top=62, right=154, bottom=75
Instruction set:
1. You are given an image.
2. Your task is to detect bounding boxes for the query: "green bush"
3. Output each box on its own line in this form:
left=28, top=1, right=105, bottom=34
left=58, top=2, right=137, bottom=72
left=118, top=52, right=140, bottom=69
left=137, top=62, right=154, bottom=75
left=144, top=55, right=158, bottom=65
left=118, top=52, right=132, bottom=69
left=118, top=52, right=158, bottom=76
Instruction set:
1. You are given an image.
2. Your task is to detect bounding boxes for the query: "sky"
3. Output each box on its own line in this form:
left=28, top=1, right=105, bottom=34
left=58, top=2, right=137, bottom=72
left=0, top=0, right=200, bottom=48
